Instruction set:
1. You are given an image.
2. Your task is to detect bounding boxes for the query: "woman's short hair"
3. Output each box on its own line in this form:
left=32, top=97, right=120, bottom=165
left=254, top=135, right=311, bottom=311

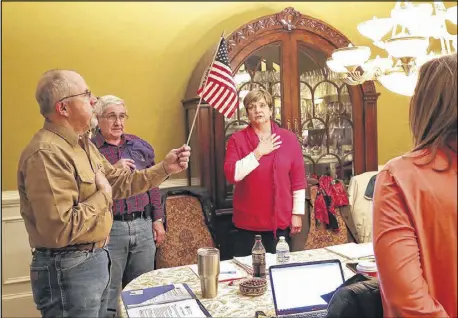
left=93, top=95, right=126, bottom=117
left=243, top=88, right=273, bottom=110
left=90, top=95, right=126, bottom=130
left=409, top=53, right=457, bottom=169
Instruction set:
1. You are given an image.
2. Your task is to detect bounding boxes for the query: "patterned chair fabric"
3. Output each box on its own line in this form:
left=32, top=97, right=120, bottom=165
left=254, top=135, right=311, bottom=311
left=304, top=185, right=355, bottom=250
left=156, top=194, right=215, bottom=269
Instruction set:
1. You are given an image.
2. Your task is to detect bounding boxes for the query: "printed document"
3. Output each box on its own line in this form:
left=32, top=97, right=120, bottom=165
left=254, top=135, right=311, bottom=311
left=127, top=299, right=208, bottom=318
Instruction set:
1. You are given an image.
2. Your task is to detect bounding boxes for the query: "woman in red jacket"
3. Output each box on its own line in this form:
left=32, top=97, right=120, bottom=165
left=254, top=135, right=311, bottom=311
left=224, top=89, right=307, bottom=256
left=373, top=53, right=457, bottom=317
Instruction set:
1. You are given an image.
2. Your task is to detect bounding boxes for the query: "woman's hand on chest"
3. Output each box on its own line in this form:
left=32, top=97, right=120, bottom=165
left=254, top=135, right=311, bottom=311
left=254, top=133, right=282, bottom=159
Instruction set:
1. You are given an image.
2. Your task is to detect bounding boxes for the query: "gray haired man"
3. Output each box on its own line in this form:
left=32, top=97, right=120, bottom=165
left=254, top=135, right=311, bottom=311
left=18, top=69, right=191, bottom=317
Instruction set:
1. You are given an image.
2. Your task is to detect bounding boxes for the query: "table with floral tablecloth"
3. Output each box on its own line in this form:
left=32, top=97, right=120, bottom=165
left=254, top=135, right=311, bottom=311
left=121, top=248, right=355, bottom=318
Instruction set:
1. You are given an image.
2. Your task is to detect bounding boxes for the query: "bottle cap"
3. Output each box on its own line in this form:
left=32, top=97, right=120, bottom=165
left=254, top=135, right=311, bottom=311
left=356, top=261, right=377, bottom=273
left=279, top=236, right=285, bottom=240
left=255, top=235, right=262, bottom=240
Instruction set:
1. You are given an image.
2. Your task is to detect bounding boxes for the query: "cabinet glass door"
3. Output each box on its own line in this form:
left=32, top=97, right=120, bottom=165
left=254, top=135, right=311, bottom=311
left=296, top=41, right=355, bottom=184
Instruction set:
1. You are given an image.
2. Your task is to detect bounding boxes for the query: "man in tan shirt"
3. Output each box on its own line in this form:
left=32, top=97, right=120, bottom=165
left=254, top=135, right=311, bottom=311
left=18, top=69, right=191, bottom=318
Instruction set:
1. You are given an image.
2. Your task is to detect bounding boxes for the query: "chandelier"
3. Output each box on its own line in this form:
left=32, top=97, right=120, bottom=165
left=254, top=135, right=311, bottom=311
left=326, top=1, right=457, bottom=96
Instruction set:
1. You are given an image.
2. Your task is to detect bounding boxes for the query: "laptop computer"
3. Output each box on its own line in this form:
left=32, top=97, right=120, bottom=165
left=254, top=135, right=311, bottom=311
left=269, top=259, right=345, bottom=318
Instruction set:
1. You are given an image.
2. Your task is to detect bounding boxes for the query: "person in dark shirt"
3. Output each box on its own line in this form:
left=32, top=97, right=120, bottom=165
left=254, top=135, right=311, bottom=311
left=91, top=95, right=165, bottom=317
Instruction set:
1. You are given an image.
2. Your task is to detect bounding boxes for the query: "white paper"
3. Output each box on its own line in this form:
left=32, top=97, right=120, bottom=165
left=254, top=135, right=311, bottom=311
left=127, top=299, right=207, bottom=318
left=134, top=284, right=192, bottom=307
left=325, top=242, right=374, bottom=260
left=189, top=262, right=248, bottom=281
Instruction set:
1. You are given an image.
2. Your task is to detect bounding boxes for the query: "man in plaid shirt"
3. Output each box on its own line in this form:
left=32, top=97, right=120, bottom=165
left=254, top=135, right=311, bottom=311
left=91, top=95, right=165, bottom=317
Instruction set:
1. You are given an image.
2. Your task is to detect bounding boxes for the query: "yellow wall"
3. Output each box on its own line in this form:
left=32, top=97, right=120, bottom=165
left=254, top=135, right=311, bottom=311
left=2, top=2, right=414, bottom=190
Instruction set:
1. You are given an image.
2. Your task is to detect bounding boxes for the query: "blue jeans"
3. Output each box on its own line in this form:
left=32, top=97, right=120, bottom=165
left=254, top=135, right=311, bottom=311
left=30, top=247, right=111, bottom=317
left=107, top=217, right=156, bottom=316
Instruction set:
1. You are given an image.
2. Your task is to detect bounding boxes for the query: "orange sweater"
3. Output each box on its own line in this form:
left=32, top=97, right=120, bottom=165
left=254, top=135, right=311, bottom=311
left=373, top=149, right=457, bottom=318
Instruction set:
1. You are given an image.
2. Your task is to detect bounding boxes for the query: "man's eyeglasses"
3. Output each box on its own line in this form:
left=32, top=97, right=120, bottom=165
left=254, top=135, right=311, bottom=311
left=101, top=113, right=129, bottom=123
left=58, top=89, right=92, bottom=103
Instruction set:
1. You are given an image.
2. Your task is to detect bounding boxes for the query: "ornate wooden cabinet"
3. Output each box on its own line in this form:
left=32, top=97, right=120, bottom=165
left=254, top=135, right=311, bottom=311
left=182, top=7, right=379, bottom=259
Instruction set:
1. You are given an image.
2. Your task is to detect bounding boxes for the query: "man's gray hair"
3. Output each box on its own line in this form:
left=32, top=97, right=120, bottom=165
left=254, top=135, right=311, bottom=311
left=90, top=95, right=127, bottom=130
left=35, top=69, right=74, bottom=117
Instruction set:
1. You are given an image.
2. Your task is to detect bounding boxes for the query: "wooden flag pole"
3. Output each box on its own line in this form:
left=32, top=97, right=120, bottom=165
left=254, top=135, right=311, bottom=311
left=186, top=30, right=225, bottom=146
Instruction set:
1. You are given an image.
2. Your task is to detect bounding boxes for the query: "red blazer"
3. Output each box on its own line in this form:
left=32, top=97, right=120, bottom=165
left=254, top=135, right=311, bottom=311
left=224, top=121, right=306, bottom=232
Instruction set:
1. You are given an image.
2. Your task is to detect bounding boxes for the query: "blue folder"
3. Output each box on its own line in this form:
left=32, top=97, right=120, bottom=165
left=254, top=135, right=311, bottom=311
left=121, top=284, right=211, bottom=317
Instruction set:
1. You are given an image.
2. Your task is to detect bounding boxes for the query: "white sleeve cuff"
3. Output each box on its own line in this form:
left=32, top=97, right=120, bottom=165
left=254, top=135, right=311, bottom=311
left=292, top=189, right=306, bottom=215
left=234, top=152, right=260, bottom=182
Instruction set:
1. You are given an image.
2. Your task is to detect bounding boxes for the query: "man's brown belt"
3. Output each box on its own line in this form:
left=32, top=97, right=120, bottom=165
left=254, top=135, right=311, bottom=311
left=34, top=239, right=106, bottom=254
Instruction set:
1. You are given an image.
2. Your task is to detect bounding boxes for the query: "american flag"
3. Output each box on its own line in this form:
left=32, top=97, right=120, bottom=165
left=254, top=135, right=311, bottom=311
left=197, top=37, right=238, bottom=118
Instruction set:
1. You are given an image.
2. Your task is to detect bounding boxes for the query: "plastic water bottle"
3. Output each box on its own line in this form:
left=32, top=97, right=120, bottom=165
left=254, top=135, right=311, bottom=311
left=276, top=236, right=290, bottom=264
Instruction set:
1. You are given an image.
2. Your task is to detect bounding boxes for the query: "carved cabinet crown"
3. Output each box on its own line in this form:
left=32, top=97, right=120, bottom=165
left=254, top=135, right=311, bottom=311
left=183, top=7, right=379, bottom=212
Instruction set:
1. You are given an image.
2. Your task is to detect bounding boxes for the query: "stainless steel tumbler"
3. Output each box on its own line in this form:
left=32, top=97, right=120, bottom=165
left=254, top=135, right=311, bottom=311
left=197, top=247, right=220, bottom=298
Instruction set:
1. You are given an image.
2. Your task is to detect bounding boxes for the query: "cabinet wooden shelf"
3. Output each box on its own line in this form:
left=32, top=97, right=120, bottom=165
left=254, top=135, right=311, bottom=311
left=182, top=7, right=379, bottom=259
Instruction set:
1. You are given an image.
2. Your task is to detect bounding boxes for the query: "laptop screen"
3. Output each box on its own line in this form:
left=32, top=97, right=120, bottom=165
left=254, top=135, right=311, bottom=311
left=270, top=261, right=344, bottom=314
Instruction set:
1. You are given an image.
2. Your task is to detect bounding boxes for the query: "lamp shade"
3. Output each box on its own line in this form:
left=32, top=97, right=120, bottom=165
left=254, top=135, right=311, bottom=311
left=378, top=71, right=418, bottom=96
left=407, top=15, right=444, bottom=38
left=332, top=46, right=371, bottom=68
left=446, top=6, right=457, bottom=25
left=385, top=36, right=429, bottom=59
left=416, top=52, right=438, bottom=67
left=391, top=3, right=433, bottom=28
left=326, top=58, right=347, bottom=73
left=357, top=17, right=393, bottom=42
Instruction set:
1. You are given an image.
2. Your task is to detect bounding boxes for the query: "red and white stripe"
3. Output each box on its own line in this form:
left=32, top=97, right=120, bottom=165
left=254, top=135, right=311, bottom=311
left=198, top=61, right=238, bottom=118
